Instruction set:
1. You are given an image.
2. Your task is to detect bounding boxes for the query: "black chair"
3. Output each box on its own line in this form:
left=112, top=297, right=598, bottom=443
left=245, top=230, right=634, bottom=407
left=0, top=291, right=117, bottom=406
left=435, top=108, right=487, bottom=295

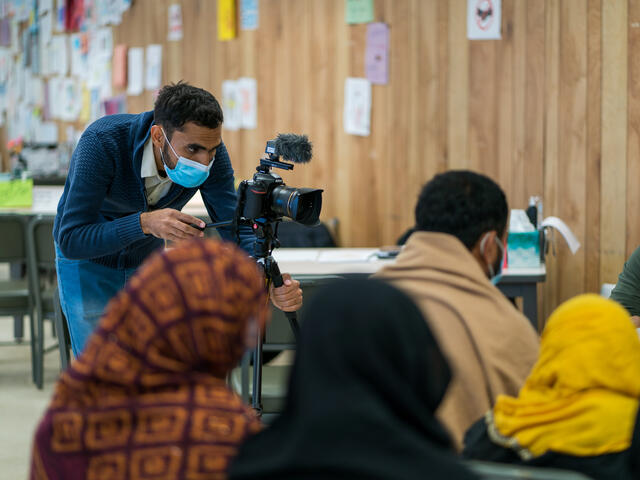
left=275, top=219, right=338, bottom=248
left=0, top=214, right=36, bottom=381
left=27, top=215, right=70, bottom=388
left=52, top=285, right=71, bottom=370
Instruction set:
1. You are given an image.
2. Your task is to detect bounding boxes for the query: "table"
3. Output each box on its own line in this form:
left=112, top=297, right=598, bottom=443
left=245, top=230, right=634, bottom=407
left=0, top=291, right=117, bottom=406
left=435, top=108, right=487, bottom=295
left=0, top=186, right=210, bottom=217
left=272, top=248, right=546, bottom=327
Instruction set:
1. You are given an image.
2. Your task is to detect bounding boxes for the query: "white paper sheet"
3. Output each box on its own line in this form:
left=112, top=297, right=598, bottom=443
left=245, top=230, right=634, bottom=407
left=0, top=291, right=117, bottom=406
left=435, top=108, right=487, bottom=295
left=97, top=0, right=122, bottom=26
left=145, top=44, right=162, bottom=91
left=343, top=77, right=371, bottom=136
left=60, top=77, right=82, bottom=122
left=34, top=121, right=59, bottom=144
left=39, top=12, right=53, bottom=45
left=91, top=27, right=113, bottom=57
left=49, top=35, right=68, bottom=76
left=39, top=0, right=53, bottom=14
left=168, top=4, right=183, bottom=41
left=87, top=28, right=113, bottom=100
left=222, top=79, right=241, bottom=131
left=54, top=0, right=65, bottom=32
left=15, top=61, right=25, bottom=101
left=126, top=47, right=144, bottom=96
left=0, top=48, right=10, bottom=84
left=47, top=76, right=62, bottom=119
left=541, top=216, right=581, bottom=255
left=238, top=77, right=257, bottom=129
left=70, top=33, right=89, bottom=79
left=119, top=0, right=132, bottom=14
left=467, top=0, right=501, bottom=40
left=28, top=76, right=45, bottom=107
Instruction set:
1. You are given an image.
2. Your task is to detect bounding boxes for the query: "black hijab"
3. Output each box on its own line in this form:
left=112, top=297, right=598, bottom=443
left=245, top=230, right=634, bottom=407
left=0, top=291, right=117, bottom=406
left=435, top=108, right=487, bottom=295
left=228, top=278, right=478, bottom=480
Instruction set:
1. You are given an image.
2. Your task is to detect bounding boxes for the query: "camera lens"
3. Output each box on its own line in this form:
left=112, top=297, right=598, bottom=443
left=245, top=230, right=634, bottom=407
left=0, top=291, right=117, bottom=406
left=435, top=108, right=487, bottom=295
left=271, top=186, right=323, bottom=225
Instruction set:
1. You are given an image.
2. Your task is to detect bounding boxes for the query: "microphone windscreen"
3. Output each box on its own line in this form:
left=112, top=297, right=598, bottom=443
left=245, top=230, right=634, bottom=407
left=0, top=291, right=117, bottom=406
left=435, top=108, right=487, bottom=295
left=274, top=134, right=312, bottom=163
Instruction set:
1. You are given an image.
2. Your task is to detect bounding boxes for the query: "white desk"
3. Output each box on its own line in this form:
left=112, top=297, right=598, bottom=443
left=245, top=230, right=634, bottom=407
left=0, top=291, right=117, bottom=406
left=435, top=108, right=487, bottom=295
left=273, top=248, right=546, bottom=327
left=272, top=248, right=388, bottom=275
left=0, top=186, right=64, bottom=215
left=0, top=186, right=210, bottom=217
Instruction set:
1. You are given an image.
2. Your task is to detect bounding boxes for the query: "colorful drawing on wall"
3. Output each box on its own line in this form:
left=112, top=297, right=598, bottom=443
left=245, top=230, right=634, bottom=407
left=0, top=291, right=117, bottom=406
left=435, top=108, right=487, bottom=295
left=240, top=0, right=258, bottom=30
left=346, top=0, right=374, bottom=24
left=467, top=0, right=501, bottom=40
left=365, top=22, right=389, bottom=85
left=168, top=3, right=183, bottom=41
left=218, top=0, right=236, bottom=41
left=343, top=77, right=371, bottom=137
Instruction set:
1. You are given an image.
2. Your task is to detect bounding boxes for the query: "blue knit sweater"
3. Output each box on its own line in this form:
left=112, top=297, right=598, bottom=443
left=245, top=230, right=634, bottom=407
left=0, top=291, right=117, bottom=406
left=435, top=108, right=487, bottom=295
left=54, top=112, right=254, bottom=269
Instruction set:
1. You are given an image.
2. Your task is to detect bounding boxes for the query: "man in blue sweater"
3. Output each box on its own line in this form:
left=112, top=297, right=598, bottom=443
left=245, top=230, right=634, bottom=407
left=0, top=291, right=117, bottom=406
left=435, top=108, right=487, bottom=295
left=54, top=82, right=302, bottom=355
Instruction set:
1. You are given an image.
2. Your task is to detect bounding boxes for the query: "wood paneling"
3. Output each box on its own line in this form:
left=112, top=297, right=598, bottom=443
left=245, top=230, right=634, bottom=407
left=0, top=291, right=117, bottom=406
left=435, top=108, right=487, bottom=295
left=49, top=0, right=640, bottom=319
left=601, top=0, right=627, bottom=284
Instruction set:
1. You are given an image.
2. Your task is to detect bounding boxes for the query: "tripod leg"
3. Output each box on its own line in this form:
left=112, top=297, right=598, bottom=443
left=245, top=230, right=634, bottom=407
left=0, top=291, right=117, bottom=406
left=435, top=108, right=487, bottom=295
left=284, top=312, right=300, bottom=340
left=251, top=323, right=263, bottom=416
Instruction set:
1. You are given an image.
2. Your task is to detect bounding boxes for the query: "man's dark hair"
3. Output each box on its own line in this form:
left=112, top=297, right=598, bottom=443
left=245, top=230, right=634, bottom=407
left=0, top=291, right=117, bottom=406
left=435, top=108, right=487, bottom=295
left=154, top=81, right=224, bottom=138
left=415, top=170, right=508, bottom=250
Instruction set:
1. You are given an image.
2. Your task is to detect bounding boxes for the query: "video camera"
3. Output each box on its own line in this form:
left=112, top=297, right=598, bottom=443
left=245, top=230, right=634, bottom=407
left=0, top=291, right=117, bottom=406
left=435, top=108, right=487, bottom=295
left=235, top=134, right=323, bottom=229
left=233, top=134, right=322, bottom=414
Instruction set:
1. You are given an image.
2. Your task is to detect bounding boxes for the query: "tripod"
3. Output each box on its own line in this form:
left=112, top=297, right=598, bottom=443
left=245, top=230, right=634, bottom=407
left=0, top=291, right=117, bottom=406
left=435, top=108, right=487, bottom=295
left=249, top=219, right=300, bottom=415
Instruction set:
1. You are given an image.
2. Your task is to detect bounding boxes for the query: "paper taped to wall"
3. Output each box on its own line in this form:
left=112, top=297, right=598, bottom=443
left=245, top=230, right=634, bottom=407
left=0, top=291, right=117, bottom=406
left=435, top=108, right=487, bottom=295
left=541, top=216, right=581, bottom=255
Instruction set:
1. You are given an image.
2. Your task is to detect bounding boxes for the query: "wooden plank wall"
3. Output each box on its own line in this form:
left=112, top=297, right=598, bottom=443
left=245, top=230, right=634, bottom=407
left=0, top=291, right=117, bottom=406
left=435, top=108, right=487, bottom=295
left=89, top=0, right=639, bottom=319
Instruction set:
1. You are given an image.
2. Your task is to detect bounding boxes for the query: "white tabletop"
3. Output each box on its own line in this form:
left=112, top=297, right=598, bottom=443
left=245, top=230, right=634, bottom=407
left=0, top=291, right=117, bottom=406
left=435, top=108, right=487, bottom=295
left=0, top=186, right=63, bottom=215
left=272, top=248, right=388, bottom=275
left=272, top=247, right=547, bottom=280
left=0, top=186, right=210, bottom=217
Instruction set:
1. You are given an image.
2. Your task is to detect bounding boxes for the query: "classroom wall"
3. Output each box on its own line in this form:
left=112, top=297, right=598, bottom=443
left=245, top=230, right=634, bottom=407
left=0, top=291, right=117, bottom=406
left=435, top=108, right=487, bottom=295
left=58, top=0, right=638, bottom=321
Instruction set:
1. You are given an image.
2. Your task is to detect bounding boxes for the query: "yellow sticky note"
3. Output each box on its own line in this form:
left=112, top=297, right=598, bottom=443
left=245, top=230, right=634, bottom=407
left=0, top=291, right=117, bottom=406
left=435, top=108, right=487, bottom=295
left=79, top=86, right=91, bottom=123
left=0, top=179, right=33, bottom=208
left=218, top=0, right=237, bottom=41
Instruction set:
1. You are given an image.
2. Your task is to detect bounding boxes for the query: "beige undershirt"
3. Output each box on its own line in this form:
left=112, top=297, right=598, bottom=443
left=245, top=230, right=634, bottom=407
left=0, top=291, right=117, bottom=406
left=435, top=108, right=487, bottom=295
left=140, top=138, right=173, bottom=206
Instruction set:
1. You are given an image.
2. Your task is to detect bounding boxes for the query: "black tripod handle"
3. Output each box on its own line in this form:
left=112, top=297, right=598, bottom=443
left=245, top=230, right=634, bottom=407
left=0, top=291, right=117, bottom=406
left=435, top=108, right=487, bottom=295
left=269, top=264, right=301, bottom=341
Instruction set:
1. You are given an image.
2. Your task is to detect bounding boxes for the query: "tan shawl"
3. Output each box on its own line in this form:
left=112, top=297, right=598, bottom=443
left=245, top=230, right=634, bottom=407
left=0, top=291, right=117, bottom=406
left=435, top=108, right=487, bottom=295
left=375, top=232, right=539, bottom=450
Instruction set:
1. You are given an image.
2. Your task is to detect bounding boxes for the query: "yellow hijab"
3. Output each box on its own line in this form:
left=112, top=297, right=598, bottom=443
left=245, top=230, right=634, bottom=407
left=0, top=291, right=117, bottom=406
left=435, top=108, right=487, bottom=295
left=490, top=294, right=640, bottom=459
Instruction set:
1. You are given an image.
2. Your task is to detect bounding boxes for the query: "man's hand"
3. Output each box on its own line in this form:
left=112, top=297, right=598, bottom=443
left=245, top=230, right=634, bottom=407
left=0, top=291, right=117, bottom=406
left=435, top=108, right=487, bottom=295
left=140, top=209, right=205, bottom=242
left=632, top=316, right=640, bottom=328
left=270, top=273, right=303, bottom=312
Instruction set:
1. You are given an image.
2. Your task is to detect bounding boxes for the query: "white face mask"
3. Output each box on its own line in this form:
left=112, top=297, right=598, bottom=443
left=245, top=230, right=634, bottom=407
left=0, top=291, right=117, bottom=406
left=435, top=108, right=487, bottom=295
left=480, top=233, right=505, bottom=285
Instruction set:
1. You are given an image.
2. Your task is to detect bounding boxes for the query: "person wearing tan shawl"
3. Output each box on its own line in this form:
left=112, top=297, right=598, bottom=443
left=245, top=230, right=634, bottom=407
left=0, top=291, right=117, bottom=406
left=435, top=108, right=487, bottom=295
left=375, top=171, right=539, bottom=450
left=30, top=239, right=269, bottom=480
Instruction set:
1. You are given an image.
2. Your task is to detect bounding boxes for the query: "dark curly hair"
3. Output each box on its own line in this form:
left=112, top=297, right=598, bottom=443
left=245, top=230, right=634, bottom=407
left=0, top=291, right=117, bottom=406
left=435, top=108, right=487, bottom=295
left=415, top=170, right=508, bottom=250
left=153, top=81, right=224, bottom=138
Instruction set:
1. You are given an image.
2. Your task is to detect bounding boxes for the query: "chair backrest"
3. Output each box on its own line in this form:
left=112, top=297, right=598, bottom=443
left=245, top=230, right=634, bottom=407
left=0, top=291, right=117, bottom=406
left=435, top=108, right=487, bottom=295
left=466, top=461, right=595, bottom=480
left=26, top=215, right=56, bottom=313
left=276, top=221, right=337, bottom=248
left=0, top=214, right=28, bottom=263
left=29, top=215, right=56, bottom=272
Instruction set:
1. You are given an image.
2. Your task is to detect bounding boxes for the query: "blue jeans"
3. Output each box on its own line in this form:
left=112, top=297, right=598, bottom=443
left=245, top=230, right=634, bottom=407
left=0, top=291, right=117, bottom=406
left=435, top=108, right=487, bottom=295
left=55, top=244, right=137, bottom=356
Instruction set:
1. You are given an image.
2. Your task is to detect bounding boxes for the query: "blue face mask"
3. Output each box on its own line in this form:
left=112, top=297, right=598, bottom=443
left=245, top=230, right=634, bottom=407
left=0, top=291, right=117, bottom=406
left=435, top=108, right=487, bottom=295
left=160, top=128, right=213, bottom=188
left=480, top=233, right=505, bottom=285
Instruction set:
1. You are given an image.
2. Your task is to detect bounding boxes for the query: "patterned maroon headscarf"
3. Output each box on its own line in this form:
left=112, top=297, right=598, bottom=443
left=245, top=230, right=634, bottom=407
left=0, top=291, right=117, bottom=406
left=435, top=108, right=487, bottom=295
left=30, top=239, right=269, bottom=480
